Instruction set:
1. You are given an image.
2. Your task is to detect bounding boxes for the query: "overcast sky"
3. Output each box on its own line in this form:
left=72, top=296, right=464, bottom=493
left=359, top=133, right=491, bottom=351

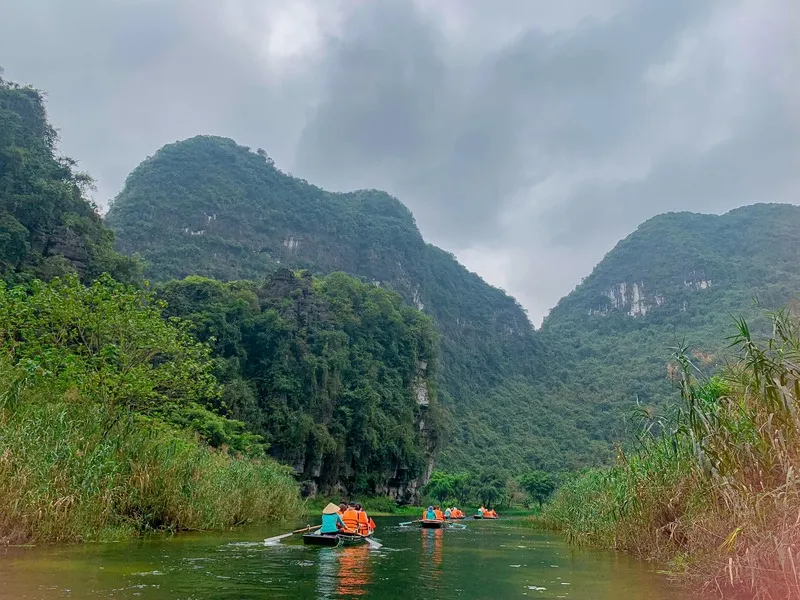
left=1, top=0, right=798, bottom=324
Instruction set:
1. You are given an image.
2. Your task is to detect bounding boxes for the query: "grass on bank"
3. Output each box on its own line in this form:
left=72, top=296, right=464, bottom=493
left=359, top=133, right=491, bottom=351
left=535, top=310, right=800, bottom=599
left=0, top=274, right=302, bottom=544
left=0, top=364, right=302, bottom=544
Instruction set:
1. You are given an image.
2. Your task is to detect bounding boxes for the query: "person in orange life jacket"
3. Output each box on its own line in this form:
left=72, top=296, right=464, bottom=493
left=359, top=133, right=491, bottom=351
left=338, top=503, right=347, bottom=516
left=341, top=503, right=360, bottom=534
left=354, top=503, right=374, bottom=535
left=434, top=506, right=445, bottom=521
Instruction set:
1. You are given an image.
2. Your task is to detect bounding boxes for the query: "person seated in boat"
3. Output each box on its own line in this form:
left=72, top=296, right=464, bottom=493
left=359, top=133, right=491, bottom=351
left=434, top=506, right=445, bottom=521
left=319, top=502, right=347, bottom=536
left=423, top=505, right=437, bottom=521
left=355, top=503, right=373, bottom=535
left=341, top=502, right=360, bottom=534
left=338, top=503, right=348, bottom=515
left=444, top=507, right=451, bottom=519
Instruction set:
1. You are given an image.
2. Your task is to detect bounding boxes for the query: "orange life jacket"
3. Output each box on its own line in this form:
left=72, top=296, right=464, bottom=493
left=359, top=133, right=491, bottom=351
left=357, top=510, right=370, bottom=535
left=342, top=508, right=359, bottom=532
left=434, top=509, right=444, bottom=521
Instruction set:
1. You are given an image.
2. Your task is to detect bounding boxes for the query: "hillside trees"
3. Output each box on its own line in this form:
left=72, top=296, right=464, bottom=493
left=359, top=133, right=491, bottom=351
left=158, top=270, right=441, bottom=497
left=0, top=75, right=139, bottom=283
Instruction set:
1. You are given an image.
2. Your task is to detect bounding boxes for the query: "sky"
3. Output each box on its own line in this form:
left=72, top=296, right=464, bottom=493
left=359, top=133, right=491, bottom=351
left=1, top=0, right=798, bottom=324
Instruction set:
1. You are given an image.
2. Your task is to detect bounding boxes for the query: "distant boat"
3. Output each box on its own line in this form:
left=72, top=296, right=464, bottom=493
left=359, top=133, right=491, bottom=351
left=472, top=514, right=483, bottom=519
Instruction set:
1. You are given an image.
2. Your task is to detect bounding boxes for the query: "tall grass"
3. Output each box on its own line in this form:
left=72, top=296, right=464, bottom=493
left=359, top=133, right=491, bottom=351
left=0, top=362, right=302, bottom=544
left=539, top=310, right=800, bottom=599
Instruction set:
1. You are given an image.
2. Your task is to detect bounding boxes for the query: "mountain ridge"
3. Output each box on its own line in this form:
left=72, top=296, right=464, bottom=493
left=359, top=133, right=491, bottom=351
left=106, top=134, right=610, bottom=475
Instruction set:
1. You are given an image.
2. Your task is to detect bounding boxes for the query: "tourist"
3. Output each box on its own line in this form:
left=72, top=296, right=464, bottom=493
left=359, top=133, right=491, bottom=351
left=355, top=503, right=373, bottom=535
left=341, top=502, right=359, bottom=533
left=319, top=502, right=346, bottom=536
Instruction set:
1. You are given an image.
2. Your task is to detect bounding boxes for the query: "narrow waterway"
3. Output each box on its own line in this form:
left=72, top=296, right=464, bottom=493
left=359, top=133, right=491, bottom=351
left=0, top=517, right=696, bottom=599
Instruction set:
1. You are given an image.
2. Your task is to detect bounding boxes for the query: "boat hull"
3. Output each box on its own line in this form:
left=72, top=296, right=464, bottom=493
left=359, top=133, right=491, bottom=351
left=472, top=515, right=483, bottom=519
left=303, top=533, right=369, bottom=546
left=420, top=520, right=444, bottom=529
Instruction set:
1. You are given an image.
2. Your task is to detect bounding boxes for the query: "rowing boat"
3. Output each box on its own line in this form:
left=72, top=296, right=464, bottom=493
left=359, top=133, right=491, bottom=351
left=303, top=532, right=372, bottom=546
left=420, top=520, right=445, bottom=529
left=472, top=514, right=483, bottom=519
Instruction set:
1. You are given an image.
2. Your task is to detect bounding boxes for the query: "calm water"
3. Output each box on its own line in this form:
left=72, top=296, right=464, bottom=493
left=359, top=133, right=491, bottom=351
left=0, top=517, right=698, bottom=599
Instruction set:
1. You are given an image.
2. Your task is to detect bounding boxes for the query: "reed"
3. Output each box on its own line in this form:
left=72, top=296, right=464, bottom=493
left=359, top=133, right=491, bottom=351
left=0, top=362, right=302, bottom=544
left=538, top=309, right=800, bottom=599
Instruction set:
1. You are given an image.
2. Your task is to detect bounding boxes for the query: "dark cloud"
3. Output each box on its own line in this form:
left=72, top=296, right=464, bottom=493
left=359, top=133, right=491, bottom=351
left=0, top=0, right=796, bottom=323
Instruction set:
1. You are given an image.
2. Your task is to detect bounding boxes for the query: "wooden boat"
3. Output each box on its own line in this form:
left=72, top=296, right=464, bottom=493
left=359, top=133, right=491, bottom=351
left=302, top=532, right=371, bottom=547
left=420, top=519, right=445, bottom=529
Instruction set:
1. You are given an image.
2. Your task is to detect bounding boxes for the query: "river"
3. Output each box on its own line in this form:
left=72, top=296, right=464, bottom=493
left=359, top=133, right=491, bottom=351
left=0, top=517, right=696, bottom=599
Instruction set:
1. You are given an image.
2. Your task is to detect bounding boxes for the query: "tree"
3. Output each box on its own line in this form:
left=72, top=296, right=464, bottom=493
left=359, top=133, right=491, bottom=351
left=518, top=471, right=556, bottom=508
left=423, top=471, right=456, bottom=503
left=473, top=468, right=508, bottom=508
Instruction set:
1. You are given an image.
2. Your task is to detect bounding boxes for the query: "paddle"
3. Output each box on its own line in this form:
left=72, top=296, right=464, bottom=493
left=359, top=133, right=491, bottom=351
left=399, top=520, right=420, bottom=527
left=363, top=535, right=383, bottom=549
left=264, top=525, right=317, bottom=545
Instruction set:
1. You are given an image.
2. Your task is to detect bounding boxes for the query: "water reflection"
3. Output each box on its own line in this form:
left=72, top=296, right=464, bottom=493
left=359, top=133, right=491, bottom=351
left=420, top=528, right=444, bottom=581
left=315, top=545, right=373, bottom=598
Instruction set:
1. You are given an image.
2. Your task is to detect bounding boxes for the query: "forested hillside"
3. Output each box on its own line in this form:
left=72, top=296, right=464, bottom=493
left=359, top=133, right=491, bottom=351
left=543, top=203, right=800, bottom=429
left=0, top=76, right=139, bottom=284
left=157, top=271, right=441, bottom=500
left=106, top=136, right=612, bottom=474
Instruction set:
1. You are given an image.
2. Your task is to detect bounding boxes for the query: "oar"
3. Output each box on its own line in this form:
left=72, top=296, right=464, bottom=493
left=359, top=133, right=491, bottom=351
left=363, top=535, right=383, bottom=549
left=264, top=525, right=317, bottom=545
left=399, top=520, right=420, bottom=527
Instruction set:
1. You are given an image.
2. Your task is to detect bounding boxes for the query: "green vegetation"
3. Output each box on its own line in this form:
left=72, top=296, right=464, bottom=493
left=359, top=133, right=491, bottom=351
left=104, top=135, right=615, bottom=475
left=539, top=310, right=800, bottom=599
left=157, top=271, right=441, bottom=498
left=420, top=469, right=550, bottom=509
left=517, top=471, right=555, bottom=508
left=0, top=75, right=139, bottom=284
left=0, top=275, right=301, bottom=543
left=543, top=204, right=800, bottom=437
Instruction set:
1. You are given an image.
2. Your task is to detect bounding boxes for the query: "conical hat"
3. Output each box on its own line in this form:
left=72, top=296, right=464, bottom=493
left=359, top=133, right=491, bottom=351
left=322, top=502, right=341, bottom=515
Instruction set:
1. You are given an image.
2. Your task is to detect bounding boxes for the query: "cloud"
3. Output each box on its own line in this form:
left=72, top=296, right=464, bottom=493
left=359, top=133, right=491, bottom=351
left=0, top=0, right=797, bottom=324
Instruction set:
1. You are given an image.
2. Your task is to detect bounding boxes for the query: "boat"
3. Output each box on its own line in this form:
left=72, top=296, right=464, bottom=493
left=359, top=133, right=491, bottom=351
left=420, top=520, right=445, bottom=529
left=302, top=532, right=371, bottom=547
left=472, top=514, right=483, bottom=519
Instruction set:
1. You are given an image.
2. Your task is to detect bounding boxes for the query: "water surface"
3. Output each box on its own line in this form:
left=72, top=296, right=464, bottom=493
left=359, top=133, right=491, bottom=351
left=0, top=517, right=696, bottom=599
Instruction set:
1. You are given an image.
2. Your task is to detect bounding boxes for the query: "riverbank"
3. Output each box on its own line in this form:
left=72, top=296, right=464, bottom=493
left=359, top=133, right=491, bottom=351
left=531, top=312, right=800, bottom=599
left=0, top=276, right=302, bottom=544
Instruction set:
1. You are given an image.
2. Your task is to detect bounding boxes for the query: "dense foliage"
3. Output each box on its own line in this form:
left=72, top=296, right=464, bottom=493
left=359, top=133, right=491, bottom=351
left=0, top=75, right=139, bottom=283
left=105, top=135, right=611, bottom=475
left=540, top=310, right=800, bottom=599
left=158, top=270, right=440, bottom=498
left=0, top=275, right=300, bottom=543
left=543, top=204, right=800, bottom=439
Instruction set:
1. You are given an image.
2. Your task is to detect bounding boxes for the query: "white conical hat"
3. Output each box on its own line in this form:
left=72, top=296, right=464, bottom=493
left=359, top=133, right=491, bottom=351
left=322, top=502, right=341, bottom=515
